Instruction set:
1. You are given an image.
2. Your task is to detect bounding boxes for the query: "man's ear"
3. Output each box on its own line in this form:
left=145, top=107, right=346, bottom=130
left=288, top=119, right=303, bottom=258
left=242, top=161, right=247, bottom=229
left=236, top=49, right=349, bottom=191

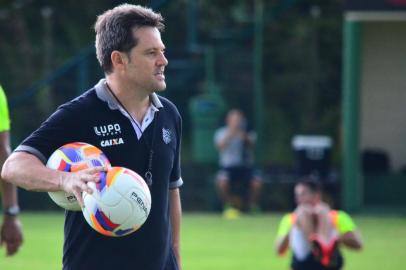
left=111, top=51, right=128, bottom=71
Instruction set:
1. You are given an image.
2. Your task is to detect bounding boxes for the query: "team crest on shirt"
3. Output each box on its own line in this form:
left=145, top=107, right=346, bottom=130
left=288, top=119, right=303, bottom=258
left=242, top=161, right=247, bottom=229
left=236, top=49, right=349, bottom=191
left=162, top=128, right=172, bottom=144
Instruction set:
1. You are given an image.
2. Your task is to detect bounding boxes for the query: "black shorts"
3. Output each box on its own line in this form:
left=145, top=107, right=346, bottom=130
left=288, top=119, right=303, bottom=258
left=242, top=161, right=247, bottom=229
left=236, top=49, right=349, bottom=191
left=291, top=253, right=343, bottom=270
left=216, top=166, right=261, bottom=183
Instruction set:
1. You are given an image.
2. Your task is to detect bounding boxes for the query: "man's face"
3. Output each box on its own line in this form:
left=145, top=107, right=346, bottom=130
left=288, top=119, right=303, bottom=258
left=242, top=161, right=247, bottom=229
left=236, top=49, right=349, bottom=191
left=227, top=111, right=243, bottom=130
left=124, top=27, right=168, bottom=93
left=294, top=184, right=319, bottom=206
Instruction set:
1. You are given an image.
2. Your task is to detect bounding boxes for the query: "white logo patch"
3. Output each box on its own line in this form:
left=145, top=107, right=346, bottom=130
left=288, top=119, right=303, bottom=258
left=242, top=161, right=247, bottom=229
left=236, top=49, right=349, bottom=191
left=94, top=123, right=121, bottom=137
left=162, top=128, right=172, bottom=144
left=100, top=138, right=124, bottom=147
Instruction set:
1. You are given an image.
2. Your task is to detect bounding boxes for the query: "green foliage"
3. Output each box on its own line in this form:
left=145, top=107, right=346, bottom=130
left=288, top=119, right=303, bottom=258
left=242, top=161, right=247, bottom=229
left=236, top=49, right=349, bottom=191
left=0, top=0, right=344, bottom=166
left=263, top=0, right=343, bottom=164
left=1, top=212, right=406, bottom=270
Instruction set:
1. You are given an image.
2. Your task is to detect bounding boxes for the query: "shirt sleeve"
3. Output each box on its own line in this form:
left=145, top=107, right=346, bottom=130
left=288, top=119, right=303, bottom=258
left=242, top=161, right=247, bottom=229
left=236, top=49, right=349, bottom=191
left=169, top=113, right=183, bottom=189
left=214, top=128, right=225, bottom=146
left=0, top=85, right=10, bottom=132
left=15, top=105, right=83, bottom=163
left=276, top=213, right=294, bottom=238
left=336, top=211, right=357, bottom=234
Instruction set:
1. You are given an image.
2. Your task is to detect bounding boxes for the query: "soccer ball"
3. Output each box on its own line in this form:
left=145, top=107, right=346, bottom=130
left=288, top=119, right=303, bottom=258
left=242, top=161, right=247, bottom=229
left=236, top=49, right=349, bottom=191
left=82, top=166, right=152, bottom=237
left=46, top=142, right=111, bottom=211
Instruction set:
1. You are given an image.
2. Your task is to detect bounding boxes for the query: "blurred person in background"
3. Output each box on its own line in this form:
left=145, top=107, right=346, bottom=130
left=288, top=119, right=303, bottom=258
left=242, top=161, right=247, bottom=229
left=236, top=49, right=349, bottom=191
left=0, top=84, right=23, bottom=256
left=275, top=177, right=362, bottom=270
left=214, top=109, right=262, bottom=219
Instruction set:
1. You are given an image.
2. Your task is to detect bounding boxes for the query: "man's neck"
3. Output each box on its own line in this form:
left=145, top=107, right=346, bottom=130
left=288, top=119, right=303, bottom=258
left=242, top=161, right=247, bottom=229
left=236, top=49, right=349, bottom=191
left=105, top=77, right=151, bottom=123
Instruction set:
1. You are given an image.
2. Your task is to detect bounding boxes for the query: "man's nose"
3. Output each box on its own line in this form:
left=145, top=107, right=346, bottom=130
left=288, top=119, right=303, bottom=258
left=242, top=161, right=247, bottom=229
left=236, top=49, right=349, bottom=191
left=157, top=52, right=168, bottom=66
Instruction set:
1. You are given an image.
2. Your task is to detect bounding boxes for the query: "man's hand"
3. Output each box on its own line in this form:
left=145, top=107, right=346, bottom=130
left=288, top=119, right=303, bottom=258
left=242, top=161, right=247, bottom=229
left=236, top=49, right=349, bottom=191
left=59, top=166, right=106, bottom=207
left=295, top=204, right=313, bottom=216
left=0, top=216, right=23, bottom=256
left=313, top=202, right=331, bottom=216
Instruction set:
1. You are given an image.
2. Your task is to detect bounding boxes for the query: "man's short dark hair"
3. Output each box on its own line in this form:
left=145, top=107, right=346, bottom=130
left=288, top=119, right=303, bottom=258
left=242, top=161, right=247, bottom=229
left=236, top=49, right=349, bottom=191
left=297, top=176, right=322, bottom=193
left=95, top=4, right=165, bottom=74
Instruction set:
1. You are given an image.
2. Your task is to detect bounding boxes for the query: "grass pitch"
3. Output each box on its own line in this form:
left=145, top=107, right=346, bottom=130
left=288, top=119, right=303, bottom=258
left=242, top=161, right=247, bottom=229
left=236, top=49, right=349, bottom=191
left=0, top=212, right=405, bottom=269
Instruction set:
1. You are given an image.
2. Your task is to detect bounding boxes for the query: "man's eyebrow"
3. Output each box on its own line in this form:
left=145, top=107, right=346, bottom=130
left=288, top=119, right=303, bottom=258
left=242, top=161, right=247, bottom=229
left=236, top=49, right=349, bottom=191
left=145, top=46, right=166, bottom=51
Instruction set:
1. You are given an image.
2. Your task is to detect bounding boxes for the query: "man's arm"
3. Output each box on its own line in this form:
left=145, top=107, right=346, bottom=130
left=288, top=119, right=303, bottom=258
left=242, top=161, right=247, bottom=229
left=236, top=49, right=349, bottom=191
left=1, top=151, right=104, bottom=206
left=2, top=152, right=65, bottom=192
left=215, top=129, right=234, bottom=151
left=1, top=180, right=23, bottom=256
left=274, top=213, right=294, bottom=256
left=0, top=131, right=23, bottom=256
left=336, top=211, right=363, bottom=250
left=340, top=230, right=363, bottom=250
left=169, top=188, right=182, bottom=270
left=275, top=234, right=289, bottom=256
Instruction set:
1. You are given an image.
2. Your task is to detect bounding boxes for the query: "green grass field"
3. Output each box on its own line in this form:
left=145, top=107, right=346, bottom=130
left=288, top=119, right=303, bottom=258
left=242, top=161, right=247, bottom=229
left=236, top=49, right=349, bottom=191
left=0, top=212, right=405, bottom=269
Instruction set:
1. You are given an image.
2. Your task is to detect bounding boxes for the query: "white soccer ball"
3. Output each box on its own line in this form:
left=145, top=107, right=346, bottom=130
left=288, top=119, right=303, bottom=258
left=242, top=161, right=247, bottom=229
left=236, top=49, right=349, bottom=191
left=48, top=191, right=81, bottom=211
left=46, top=142, right=111, bottom=211
left=82, top=166, right=152, bottom=237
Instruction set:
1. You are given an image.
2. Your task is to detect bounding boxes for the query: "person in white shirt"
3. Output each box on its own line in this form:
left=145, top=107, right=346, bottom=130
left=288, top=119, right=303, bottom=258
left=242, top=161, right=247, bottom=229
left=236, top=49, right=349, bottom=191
left=214, top=109, right=262, bottom=218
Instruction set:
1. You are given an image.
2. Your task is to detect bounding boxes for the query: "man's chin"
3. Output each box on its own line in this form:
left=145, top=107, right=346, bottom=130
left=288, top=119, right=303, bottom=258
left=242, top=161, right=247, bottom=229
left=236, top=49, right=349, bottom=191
left=155, top=83, right=167, bottom=92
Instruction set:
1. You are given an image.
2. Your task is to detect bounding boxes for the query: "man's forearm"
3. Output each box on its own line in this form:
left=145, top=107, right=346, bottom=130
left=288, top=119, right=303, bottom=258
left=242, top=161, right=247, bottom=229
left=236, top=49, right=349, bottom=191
left=0, top=131, right=17, bottom=208
left=0, top=147, right=18, bottom=209
left=340, top=231, right=363, bottom=250
left=1, top=180, right=18, bottom=208
left=275, top=235, right=289, bottom=256
left=1, top=152, right=62, bottom=192
left=216, top=130, right=234, bottom=151
left=169, top=188, right=182, bottom=269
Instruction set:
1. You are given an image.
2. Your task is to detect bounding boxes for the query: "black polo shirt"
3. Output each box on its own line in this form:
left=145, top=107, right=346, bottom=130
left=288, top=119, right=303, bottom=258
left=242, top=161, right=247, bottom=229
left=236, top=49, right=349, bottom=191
left=16, top=79, right=183, bottom=270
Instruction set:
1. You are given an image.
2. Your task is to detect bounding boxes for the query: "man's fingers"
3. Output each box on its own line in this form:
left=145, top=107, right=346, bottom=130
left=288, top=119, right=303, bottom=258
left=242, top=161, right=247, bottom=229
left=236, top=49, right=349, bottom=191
left=80, top=173, right=102, bottom=184
left=86, top=166, right=107, bottom=174
left=72, top=189, right=84, bottom=208
left=2, top=230, right=23, bottom=256
left=82, top=167, right=106, bottom=182
left=61, top=167, right=106, bottom=195
left=79, top=181, right=93, bottom=194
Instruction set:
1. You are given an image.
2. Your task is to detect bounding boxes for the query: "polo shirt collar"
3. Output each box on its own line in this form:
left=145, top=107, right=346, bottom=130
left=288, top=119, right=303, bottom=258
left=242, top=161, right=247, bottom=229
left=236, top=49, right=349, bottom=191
left=94, top=79, right=163, bottom=110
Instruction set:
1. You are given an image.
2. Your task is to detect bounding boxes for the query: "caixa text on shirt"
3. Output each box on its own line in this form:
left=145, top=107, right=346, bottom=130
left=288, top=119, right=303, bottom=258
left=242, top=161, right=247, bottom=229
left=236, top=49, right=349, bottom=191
left=100, top=138, right=124, bottom=147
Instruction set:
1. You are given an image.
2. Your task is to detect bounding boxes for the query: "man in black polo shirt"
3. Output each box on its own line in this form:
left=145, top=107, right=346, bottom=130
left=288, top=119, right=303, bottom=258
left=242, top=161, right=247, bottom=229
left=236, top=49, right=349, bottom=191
left=1, top=4, right=183, bottom=270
